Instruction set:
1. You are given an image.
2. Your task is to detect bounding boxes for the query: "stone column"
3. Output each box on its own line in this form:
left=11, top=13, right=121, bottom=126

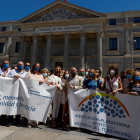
left=18, top=35, right=25, bottom=61
left=96, top=32, right=103, bottom=72
left=31, top=34, right=38, bottom=66
left=63, top=32, right=70, bottom=70
left=79, top=32, right=86, bottom=69
left=125, top=29, right=130, bottom=54
left=45, top=33, right=52, bottom=71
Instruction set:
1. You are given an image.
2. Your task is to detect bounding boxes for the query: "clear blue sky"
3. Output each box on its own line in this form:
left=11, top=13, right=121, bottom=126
left=0, top=0, right=140, bottom=22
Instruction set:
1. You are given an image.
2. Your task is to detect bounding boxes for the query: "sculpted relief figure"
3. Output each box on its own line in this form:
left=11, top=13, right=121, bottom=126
left=33, top=8, right=92, bottom=22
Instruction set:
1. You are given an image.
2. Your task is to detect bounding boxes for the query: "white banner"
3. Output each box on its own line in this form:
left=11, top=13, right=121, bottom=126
left=68, top=89, right=140, bottom=140
left=0, top=77, right=56, bottom=123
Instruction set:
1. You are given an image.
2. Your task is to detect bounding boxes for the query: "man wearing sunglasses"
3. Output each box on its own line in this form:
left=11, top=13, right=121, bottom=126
left=24, top=62, right=30, bottom=72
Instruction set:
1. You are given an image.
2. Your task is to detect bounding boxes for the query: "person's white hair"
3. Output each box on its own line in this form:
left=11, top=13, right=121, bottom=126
left=17, top=61, right=24, bottom=65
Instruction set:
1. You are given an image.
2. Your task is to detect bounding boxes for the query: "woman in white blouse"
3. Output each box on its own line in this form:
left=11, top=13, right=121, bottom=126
left=104, top=66, right=123, bottom=96
left=49, top=66, right=64, bottom=126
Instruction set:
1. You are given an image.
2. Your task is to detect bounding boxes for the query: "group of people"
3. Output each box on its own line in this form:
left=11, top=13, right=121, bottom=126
left=0, top=59, right=140, bottom=129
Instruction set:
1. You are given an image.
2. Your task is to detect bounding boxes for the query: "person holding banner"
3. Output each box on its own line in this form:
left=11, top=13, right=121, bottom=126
left=25, top=63, right=44, bottom=128
left=8, top=61, right=27, bottom=78
left=126, top=69, right=135, bottom=83
left=51, top=66, right=64, bottom=126
left=41, top=68, right=49, bottom=83
left=126, top=71, right=140, bottom=96
left=24, top=62, right=30, bottom=72
left=84, top=69, right=102, bottom=90
left=0, top=60, right=11, bottom=126
left=66, top=67, right=84, bottom=90
left=104, top=66, right=123, bottom=96
left=7, top=61, right=27, bottom=127
left=0, top=60, right=11, bottom=77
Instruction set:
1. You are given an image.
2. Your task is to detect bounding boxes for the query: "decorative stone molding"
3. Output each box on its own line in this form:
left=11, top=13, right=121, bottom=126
left=96, top=32, right=103, bottom=38
left=106, top=32, right=120, bottom=37
left=19, top=35, right=25, bottom=41
left=33, top=8, right=93, bottom=22
left=108, top=63, right=119, bottom=68
left=46, top=33, right=52, bottom=40
left=63, top=32, right=70, bottom=38
left=79, top=31, right=86, bottom=38
left=33, top=34, right=38, bottom=40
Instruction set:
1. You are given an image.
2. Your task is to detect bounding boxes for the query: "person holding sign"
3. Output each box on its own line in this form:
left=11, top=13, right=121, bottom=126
left=7, top=61, right=27, bottom=127
left=126, top=71, right=140, bottom=96
left=50, top=66, right=63, bottom=126
left=25, top=63, right=44, bottom=128
left=104, top=66, right=123, bottom=96
left=0, top=60, right=11, bottom=77
left=0, top=60, right=11, bottom=126
left=85, top=69, right=102, bottom=90
left=66, top=67, right=84, bottom=90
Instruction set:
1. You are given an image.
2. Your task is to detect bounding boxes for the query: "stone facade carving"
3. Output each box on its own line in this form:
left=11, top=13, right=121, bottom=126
left=33, top=8, right=92, bottom=22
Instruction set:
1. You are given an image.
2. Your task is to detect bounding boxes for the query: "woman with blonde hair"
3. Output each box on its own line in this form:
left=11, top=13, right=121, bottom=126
left=126, top=71, right=140, bottom=96
left=85, top=69, right=102, bottom=90
left=41, top=68, right=49, bottom=83
left=49, top=66, right=64, bottom=126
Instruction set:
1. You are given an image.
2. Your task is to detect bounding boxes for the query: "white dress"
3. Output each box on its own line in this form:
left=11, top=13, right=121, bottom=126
left=49, top=75, right=65, bottom=118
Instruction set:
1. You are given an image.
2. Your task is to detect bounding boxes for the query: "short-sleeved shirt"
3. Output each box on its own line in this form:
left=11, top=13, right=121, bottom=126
left=127, top=82, right=140, bottom=96
left=85, top=79, right=102, bottom=90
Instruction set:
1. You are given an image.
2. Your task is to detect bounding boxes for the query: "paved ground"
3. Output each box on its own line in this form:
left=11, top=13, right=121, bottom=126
left=0, top=123, right=123, bottom=140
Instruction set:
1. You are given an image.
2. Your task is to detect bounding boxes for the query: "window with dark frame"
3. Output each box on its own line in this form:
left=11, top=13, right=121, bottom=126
left=109, top=19, right=116, bottom=25
left=109, top=38, right=117, bottom=50
left=134, top=37, right=140, bottom=50
left=2, top=27, right=6, bottom=31
left=134, top=17, right=140, bottom=23
left=15, top=42, right=20, bottom=53
left=0, top=43, right=4, bottom=53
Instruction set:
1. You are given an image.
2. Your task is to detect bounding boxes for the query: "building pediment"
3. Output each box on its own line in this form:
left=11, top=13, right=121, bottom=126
left=17, top=0, right=106, bottom=23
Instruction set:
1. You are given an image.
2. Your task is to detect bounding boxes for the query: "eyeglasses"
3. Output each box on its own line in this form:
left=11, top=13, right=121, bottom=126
left=25, top=65, right=30, bottom=67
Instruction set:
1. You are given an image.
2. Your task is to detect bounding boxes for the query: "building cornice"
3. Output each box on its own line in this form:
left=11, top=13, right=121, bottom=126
left=16, top=17, right=106, bottom=29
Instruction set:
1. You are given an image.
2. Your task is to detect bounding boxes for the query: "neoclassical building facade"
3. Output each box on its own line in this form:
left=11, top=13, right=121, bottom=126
left=0, top=0, right=140, bottom=77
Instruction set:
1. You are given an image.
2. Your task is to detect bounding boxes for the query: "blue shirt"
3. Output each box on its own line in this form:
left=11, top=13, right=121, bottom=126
left=85, top=79, right=102, bottom=90
left=8, top=69, right=27, bottom=78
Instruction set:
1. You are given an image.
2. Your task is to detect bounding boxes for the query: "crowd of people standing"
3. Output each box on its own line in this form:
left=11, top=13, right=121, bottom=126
left=0, top=59, right=140, bottom=129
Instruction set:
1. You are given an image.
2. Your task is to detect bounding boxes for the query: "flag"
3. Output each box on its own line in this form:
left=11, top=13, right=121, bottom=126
left=65, top=0, right=67, bottom=2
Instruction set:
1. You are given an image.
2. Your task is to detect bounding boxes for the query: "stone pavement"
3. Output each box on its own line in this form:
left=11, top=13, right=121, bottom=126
left=0, top=125, right=123, bottom=140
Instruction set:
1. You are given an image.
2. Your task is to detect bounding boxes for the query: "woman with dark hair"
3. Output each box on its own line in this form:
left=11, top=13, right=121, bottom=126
left=25, top=63, right=44, bottom=128
left=104, top=66, right=123, bottom=96
left=25, top=63, right=44, bottom=83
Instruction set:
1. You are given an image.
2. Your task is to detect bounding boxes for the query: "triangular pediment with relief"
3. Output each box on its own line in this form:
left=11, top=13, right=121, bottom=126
left=18, top=0, right=106, bottom=23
